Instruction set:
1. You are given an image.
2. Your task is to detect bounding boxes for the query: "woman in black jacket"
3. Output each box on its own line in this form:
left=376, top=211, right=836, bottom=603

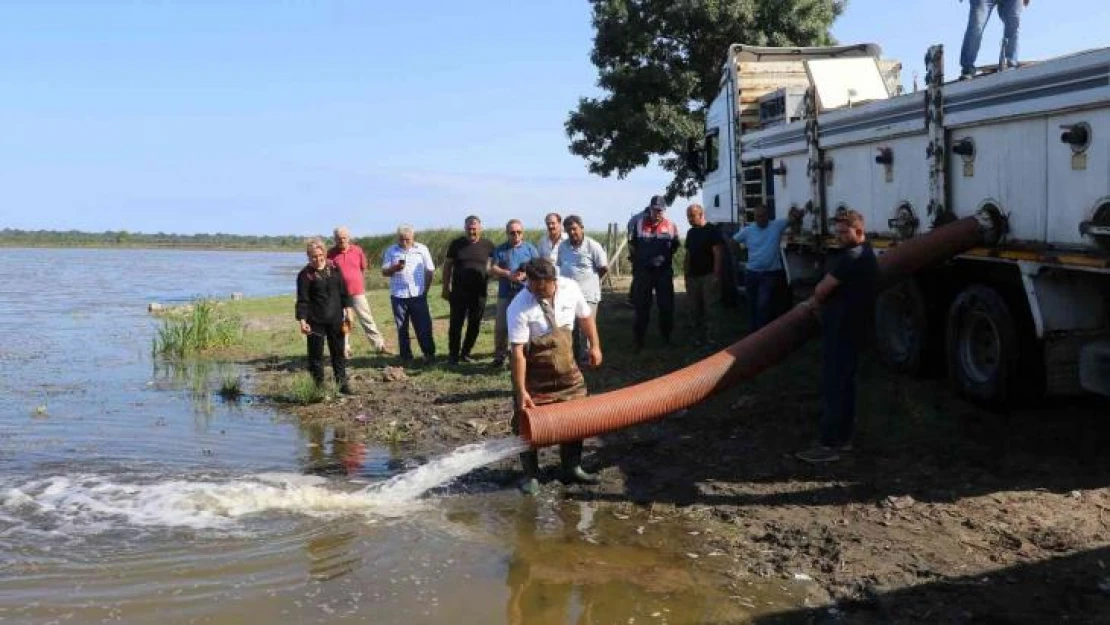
left=296, top=237, right=354, bottom=394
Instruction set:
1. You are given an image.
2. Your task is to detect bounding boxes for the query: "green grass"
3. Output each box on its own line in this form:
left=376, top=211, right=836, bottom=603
left=153, top=299, right=244, bottom=358
left=218, top=373, right=244, bottom=400
left=264, top=373, right=328, bottom=405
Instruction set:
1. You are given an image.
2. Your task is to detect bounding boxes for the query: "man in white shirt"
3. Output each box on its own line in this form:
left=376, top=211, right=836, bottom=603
left=556, top=214, right=609, bottom=362
left=508, top=258, right=602, bottom=495
left=537, top=212, right=568, bottom=263
left=381, top=224, right=437, bottom=364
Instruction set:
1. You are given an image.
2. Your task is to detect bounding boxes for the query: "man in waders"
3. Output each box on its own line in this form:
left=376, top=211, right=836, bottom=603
left=508, top=258, right=603, bottom=495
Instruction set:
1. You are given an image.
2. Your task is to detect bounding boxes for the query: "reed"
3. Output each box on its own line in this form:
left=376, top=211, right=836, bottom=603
left=153, top=299, right=244, bottom=358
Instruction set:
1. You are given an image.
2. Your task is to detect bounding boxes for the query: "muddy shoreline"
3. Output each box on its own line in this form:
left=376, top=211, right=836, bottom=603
left=244, top=290, right=1110, bottom=624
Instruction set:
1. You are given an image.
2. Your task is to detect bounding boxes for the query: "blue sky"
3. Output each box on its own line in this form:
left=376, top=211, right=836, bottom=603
left=0, top=0, right=1104, bottom=236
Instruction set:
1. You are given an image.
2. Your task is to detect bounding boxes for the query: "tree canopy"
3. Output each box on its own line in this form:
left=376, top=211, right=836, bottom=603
left=566, top=0, right=844, bottom=201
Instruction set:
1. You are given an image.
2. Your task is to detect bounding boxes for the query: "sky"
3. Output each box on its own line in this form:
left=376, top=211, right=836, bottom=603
left=0, top=0, right=1105, bottom=237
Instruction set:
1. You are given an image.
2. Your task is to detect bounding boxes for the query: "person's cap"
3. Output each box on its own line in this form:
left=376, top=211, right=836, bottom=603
left=647, top=195, right=667, bottom=210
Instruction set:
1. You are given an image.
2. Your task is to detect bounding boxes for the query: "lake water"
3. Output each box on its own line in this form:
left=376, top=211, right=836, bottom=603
left=0, top=248, right=807, bottom=624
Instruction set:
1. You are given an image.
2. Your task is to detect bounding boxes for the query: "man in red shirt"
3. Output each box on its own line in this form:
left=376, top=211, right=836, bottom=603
left=328, top=226, right=388, bottom=355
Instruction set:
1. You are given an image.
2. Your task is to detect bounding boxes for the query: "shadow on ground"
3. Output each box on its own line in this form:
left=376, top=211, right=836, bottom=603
left=752, top=545, right=1110, bottom=624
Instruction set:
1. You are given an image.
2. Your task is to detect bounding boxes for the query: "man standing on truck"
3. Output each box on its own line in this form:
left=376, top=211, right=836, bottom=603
left=795, top=210, right=878, bottom=464
left=732, top=206, right=799, bottom=333
left=959, top=0, right=1030, bottom=80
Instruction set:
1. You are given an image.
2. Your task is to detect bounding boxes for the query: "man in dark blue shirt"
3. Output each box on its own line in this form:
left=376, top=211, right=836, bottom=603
left=796, top=210, right=878, bottom=463
left=628, top=195, right=681, bottom=350
left=490, top=218, right=540, bottom=367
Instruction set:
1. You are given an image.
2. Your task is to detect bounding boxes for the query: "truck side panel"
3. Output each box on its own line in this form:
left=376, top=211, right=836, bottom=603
left=1046, top=108, right=1110, bottom=249
left=948, top=118, right=1049, bottom=245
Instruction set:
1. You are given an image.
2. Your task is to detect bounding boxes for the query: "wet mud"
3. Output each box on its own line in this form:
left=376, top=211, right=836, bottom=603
left=253, top=294, right=1110, bottom=624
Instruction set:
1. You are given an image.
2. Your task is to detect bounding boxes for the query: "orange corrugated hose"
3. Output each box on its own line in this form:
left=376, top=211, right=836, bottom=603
left=519, top=216, right=986, bottom=447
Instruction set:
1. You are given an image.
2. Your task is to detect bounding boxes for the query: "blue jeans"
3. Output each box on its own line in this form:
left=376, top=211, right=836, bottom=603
left=390, top=295, right=435, bottom=360
left=745, top=270, right=785, bottom=333
left=960, top=0, right=1023, bottom=75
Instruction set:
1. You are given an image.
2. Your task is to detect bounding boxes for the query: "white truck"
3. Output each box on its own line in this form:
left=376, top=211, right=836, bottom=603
left=686, top=42, right=1110, bottom=405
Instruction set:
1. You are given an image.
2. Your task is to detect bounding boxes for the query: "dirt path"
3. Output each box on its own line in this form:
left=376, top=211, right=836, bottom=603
left=249, top=290, right=1110, bottom=624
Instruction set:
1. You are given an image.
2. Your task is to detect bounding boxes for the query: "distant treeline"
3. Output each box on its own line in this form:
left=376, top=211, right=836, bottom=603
left=0, top=227, right=611, bottom=260
left=0, top=228, right=308, bottom=250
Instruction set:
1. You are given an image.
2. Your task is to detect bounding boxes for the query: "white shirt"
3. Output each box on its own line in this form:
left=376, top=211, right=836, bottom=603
left=508, top=277, right=592, bottom=345
left=381, top=242, right=435, bottom=298
left=556, top=236, right=608, bottom=304
left=538, top=232, right=568, bottom=263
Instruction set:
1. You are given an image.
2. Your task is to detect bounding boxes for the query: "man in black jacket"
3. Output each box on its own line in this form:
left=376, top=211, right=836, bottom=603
left=296, top=237, right=354, bottom=394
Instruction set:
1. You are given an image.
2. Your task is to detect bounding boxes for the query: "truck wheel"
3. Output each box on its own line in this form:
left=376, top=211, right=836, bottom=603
left=946, top=284, right=1020, bottom=407
left=875, top=278, right=930, bottom=374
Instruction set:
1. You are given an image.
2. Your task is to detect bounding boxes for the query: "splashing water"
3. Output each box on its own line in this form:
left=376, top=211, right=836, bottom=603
left=0, top=437, right=529, bottom=537
left=363, top=436, right=527, bottom=505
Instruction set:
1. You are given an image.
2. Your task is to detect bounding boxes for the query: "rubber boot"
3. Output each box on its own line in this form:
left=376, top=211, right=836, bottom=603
left=519, top=450, right=540, bottom=495
left=559, top=442, right=598, bottom=485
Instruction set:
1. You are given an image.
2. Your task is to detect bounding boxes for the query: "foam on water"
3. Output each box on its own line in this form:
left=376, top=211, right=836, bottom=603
left=0, top=437, right=526, bottom=538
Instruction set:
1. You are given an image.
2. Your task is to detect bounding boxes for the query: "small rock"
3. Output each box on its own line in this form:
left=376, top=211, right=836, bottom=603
left=882, top=495, right=916, bottom=510
left=1070, top=490, right=1082, bottom=499
left=380, top=366, right=408, bottom=382
left=352, top=414, right=368, bottom=423
left=793, top=572, right=813, bottom=581
left=729, top=395, right=756, bottom=410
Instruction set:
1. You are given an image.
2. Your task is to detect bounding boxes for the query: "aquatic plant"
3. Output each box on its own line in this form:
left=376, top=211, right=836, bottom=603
left=153, top=299, right=243, bottom=358
left=218, top=374, right=243, bottom=400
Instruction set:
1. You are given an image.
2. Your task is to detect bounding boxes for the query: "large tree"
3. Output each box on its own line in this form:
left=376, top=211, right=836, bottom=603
left=567, top=0, right=844, bottom=201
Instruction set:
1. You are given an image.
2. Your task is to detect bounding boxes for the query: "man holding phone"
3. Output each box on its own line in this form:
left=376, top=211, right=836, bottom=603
left=382, top=224, right=437, bottom=365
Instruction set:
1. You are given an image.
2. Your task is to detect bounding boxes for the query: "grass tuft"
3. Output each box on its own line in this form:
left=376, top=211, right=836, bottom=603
left=218, top=374, right=244, bottom=400
left=264, top=370, right=328, bottom=406
left=153, top=299, right=244, bottom=358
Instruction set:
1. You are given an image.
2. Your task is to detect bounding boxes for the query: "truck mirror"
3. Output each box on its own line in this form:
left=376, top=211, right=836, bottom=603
left=684, top=137, right=704, bottom=180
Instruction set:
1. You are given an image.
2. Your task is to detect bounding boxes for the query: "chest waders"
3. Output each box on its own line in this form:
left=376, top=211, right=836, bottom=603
left=512, top=300, right=596, bottom=492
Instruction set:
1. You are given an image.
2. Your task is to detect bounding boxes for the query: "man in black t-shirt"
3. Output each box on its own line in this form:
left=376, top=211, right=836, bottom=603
left=796, top=210, right=878, bottom=464
left=683, top=204, right=725, bottom=344
left=441, top=215, right=496, bottom=364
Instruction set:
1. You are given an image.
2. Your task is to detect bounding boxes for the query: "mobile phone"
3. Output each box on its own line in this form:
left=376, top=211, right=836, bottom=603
left=397, top=257, right=406, bottom=266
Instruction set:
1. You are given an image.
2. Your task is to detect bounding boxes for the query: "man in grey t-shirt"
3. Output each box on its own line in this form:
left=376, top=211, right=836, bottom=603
left=556, top=215, right=608, bottom=362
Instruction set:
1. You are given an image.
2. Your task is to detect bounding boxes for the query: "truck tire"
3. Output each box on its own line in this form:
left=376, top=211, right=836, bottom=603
left=946, top=284, right=1021, bottom=407
left=875, top=278, right=930, bottom=374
